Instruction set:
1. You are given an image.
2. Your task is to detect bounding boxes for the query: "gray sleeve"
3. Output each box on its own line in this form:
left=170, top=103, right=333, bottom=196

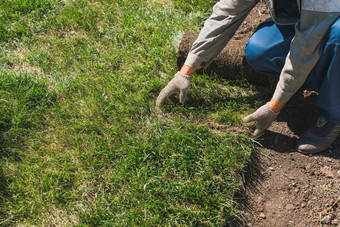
left=184, top=0, right=259, bottom=69
left=273, top=10, right=340, bottom=103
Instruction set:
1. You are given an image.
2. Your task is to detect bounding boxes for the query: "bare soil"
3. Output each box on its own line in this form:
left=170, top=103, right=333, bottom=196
left=177, top=3, right=340, bottom=226
left=237, top=91, right=340, bottom=227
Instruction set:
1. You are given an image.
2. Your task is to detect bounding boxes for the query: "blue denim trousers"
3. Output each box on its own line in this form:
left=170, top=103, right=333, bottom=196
left=245, top=18, right=340, bottom=123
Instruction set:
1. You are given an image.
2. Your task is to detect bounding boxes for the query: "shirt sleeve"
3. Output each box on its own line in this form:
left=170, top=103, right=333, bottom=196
left=273, top=10, right=340, bottom=103
left=184, top=0, right=259, bottom=69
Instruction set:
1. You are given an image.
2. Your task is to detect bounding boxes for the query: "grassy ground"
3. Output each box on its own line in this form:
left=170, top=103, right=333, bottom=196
left=0, top=0, right=267, bottom=225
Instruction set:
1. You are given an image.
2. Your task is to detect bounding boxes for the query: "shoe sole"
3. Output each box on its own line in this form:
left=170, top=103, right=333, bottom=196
left=297, top=148, right=326, bottom=155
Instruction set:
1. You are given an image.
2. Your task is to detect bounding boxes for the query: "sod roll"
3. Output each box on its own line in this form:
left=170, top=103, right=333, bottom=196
left=176, top=4, right=274, bottom=86
left=176, top=31, right=272, bottom=86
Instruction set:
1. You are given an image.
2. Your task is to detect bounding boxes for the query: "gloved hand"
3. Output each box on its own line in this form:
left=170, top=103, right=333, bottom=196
left=156, top=72, right=191, bottom=106
left=243, top=102, right=279, bottom=137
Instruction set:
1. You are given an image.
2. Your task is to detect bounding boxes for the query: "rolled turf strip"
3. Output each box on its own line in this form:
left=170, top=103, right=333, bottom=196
left=176, top=31, right=274, bottom=87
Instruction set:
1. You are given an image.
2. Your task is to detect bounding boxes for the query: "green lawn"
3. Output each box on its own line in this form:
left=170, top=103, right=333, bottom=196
left=0, top=0, right=266, bottom=225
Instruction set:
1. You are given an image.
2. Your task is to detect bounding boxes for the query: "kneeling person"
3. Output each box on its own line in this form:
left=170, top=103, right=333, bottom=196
left=156, top=0, right=340, bottom=154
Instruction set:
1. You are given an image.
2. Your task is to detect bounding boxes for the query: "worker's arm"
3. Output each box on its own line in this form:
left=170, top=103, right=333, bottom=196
left=185, top=0, right=259, bottom=69
left=156, top=0, right=259, bottom=106
left=179, top=65, right=196, bottom=76
left=269, top=97, right=285, bottom=113
left=273, top=10, right=339, bottom=104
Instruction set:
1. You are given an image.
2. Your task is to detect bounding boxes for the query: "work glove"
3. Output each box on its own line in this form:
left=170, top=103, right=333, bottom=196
left=156, top=72, right=191, bottom=106
left=242, top=102, right=279, bottom=137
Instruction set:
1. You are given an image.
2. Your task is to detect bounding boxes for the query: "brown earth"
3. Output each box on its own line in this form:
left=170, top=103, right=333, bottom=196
left=177, top=3, right=340, bottom=227
left=237, top=91, right=340, bottom=227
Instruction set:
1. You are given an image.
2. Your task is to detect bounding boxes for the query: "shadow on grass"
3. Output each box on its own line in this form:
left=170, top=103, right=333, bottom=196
left=0, top=71, right=55, bottom=223
left=0, top=128, right=18, bottom=219
left=162, top=79, right=273, bottom=123
left=162, top=78, right=340, bottom=158
left=260, top=91, right=340, bottom=159
left=0, top=167, right=9, bottom=217
left=0, top=179, right=7, bottom=222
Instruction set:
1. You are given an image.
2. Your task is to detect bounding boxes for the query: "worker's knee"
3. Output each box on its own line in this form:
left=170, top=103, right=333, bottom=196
left=244, top=34, right=281, bottom=76
left=244, top=21, right=294, bottom=77
left=244, top=37, right=268, bottom=70
left=327, top=18, right=340, bottom=44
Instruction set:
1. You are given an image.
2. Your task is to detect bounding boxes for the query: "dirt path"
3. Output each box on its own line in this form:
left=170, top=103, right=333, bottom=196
left=238, top=92, right=340, bottom=227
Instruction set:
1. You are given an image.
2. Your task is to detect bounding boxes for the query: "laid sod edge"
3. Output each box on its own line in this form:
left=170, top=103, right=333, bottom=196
left=0, top=0, right=264, bottom=225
